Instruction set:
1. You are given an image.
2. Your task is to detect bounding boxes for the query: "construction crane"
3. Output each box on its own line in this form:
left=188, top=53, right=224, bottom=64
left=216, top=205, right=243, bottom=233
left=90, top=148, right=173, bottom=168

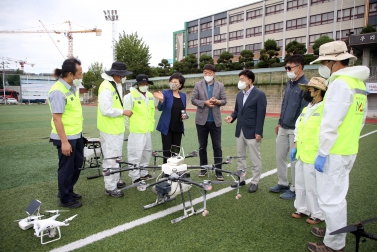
left=0, top=57, right=35, bottom=71
left=0, top=21, right=102, bottom=58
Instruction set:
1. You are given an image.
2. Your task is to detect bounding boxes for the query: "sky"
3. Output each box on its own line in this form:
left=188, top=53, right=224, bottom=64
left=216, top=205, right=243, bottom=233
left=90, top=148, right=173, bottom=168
left=0, top=0, right=255, bottom=75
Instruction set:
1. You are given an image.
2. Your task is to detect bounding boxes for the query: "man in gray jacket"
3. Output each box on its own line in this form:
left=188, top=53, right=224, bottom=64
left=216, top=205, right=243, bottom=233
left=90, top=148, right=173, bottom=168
left=270, top=55, right=309, bottom=200
left=191, top=64, right=227, bottom=180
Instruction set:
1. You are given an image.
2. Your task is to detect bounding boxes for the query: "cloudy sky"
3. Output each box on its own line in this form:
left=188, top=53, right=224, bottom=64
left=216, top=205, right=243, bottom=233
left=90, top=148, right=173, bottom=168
left=0, top=0, right=255, bottom=74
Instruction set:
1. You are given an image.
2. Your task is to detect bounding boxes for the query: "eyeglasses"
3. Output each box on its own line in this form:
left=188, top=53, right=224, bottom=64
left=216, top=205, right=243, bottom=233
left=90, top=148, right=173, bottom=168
left=285, top=65, right=299, bottom=71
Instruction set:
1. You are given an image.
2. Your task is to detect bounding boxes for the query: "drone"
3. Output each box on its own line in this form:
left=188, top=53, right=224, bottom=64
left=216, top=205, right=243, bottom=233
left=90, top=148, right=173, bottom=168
left=15, top=199, right=77, bottom=245
left=330, top=217, right=377, bottom=252
left=104, top=145, right=246, bottom=223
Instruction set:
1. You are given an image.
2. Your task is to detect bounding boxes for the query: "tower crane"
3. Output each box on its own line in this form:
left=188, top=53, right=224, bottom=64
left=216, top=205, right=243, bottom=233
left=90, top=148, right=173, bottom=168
left=1, top=57, right=35, bottom=71
left=0, top=21, right=102, bottom=58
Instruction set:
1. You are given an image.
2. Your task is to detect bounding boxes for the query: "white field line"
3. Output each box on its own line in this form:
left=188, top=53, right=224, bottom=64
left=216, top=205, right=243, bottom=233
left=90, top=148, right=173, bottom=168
left=51, top=130, right=376, bottom=252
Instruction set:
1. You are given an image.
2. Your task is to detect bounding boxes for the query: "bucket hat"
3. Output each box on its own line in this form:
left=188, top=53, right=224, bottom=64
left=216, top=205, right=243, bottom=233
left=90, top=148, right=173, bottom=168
left=299, top=77, right=327, bottom=91
left=310, top=41, right=356, bottom=64
left=105, top=62, right=132, bottom=76
left=133, top=74, right=154, bottom=86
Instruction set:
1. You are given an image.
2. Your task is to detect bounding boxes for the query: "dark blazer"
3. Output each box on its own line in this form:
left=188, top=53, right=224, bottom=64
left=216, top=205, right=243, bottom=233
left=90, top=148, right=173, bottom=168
left=191, top=79, right=227, bottom=127
left=230, top=86, right=267, bottom=139
left=156, top=89, right=186, bottom=136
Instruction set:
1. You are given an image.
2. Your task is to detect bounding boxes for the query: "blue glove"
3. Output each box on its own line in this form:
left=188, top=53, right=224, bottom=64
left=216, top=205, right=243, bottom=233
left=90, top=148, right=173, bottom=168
left=314, top=155, right=327, bottom=172
left=290, top=148, right=297, bottom=162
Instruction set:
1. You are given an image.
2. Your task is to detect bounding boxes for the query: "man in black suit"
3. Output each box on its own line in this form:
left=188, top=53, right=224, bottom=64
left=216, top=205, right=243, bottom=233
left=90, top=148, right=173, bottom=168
left=225, top=70, right=267, bottom=193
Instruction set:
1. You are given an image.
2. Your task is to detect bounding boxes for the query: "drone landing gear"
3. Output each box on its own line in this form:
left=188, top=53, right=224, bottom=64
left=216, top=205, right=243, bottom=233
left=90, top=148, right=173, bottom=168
left=81, top=138, right=103, bottom=179
left=143, top=195, right=175, bottom=210
left=36, top=227, right=61, bottom=245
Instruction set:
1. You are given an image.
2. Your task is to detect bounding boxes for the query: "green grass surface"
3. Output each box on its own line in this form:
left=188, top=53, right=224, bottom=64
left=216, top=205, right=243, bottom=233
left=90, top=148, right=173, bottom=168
left=0, top=105, right=376, bottom=251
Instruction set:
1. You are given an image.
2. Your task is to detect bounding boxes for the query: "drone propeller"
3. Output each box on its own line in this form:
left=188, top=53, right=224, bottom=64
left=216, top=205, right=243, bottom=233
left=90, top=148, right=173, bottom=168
left=185, top=150, right=198, bottom=158
left=330, top=217, right=377, bottom=235
left=64, top=214, right=78, bottom=224
left=45, top=210, right=69, bottom=214
left=210, top=180, right=237, bottom=185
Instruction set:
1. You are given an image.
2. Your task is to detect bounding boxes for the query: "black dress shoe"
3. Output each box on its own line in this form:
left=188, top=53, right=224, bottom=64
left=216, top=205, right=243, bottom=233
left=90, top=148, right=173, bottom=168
left=59, top=200, right=82, bottom=208
left=248, top=183, right=258, bottom=193
left=57, top=192, right=82, bottom=200
left=231, top=181, right=245, bottom=188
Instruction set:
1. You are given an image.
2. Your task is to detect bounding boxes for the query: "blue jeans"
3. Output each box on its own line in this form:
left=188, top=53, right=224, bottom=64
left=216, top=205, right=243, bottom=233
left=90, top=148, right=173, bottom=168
left=196, top=122, right=222, bottom=171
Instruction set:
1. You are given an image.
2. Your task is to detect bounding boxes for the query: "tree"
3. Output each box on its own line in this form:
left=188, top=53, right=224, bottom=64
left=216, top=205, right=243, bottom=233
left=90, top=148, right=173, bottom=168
left=199, top=54, right=214, bottom=71
left=217, top=51, right=234, bottom=71
left=171, top=60, right=185, bottom=74
left=156, top=59, right=171, bottom=77
left=312, top=35, right=334, bottom=56
left=238, top=50, right=254, bottom=69
left=182, top=54, right=199, bottom=74
left=82, top=62, right=105, bottom=90
left=6, top=69, right=22, bottom=86
left=88, top=62, right=104, bottom=80
left=258, top=39, right=281, bottom=68
left=285, top=41, right=307, bottom=56
left=361, top=24, right=376, bottom=34
left=116, top=32, right=152, bottom=79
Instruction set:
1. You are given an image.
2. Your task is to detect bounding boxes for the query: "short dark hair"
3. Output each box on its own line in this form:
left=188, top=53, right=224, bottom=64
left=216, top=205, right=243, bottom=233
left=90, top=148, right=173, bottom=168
left=54, top=58, right=81, bottom=78
left=203, top=64, right=216, bottom=72
left=285, top=54, right=305, bottom=69
left=169, top=72, right=185, bottom=89
left=340, top=58, right=350, bottom=66
left=238, top=69, right=255, bottom=83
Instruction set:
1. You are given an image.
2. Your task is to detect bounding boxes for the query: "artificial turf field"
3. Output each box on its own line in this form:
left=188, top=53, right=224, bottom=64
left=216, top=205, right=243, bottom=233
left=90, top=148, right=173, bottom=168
left=0, top=105, right=376, bottom=252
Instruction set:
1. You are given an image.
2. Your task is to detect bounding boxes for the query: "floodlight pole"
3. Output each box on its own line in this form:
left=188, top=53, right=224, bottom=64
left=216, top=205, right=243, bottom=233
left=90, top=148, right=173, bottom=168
left=1, top=60, right=7, bottom=104
left=103, top=10, right=119, bottom=62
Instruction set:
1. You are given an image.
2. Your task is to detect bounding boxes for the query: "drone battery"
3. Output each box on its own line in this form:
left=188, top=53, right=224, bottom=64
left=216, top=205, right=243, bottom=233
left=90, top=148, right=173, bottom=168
left=156, top=182, right=171, bottom=194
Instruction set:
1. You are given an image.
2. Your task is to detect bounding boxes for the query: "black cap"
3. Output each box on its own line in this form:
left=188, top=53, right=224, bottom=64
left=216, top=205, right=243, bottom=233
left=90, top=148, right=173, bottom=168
left=203, top=64, right=216, bottom=72
left=133, top=74, right=154, bottom=86
left=105, top=62, right=132, bottom=76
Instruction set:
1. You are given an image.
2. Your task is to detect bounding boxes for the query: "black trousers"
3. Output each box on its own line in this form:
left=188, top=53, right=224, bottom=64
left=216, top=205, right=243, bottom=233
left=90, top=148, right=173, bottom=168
left=196, top=122, right=222, bottom=171
left=161, top=131, right=183, bottom=163
left=53, top=137, right=84, bottom=203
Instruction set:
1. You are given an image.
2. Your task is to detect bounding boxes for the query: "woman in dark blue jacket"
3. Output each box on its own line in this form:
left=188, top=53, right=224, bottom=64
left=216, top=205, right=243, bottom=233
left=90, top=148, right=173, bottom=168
left=154, top=73, right=187, bottom=163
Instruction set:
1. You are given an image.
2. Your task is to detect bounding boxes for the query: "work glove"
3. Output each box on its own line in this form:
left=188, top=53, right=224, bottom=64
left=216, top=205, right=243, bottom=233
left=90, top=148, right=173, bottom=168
left=290, top=148, right=297, bottom=162
left=314, top=155, right=327, bottom=172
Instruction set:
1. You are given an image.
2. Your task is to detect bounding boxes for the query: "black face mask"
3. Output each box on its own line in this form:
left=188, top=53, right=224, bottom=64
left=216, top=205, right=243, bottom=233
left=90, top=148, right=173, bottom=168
left=303, top=90, right=313, bottom=102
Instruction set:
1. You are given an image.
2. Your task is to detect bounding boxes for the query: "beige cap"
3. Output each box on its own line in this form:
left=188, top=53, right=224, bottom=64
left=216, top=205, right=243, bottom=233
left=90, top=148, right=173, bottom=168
left=310, top=41, right=356, bottom=64
left=299, top=77, right=327, bottom=91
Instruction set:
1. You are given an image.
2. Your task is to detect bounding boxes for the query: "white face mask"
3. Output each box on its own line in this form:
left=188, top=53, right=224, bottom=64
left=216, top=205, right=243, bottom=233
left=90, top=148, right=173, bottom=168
left=318, top=64, right=331, bottom=78
left=286, top=71, right=297, bottom=80
left=121, top=76, right=127, bottom=84
left=139, top=85, right=149, bottom=92
left=73, top=78, right=82, bottom=86
left=204, top=76, right=213, bottom=82
left=169, top=83, right=180, bottom=91
left=238, top=81, right=247, bottom=90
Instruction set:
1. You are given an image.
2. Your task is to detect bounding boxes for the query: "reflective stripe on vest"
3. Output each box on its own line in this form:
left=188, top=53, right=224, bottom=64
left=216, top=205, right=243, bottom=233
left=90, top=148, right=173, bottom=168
left=327, top=75, right=366, bottom=155
left=48, top=80, right=83, bottom=136
left=129, top=89, right=155, bottom=133
left=296, top=104, right=324, bottom=164
left=97, top=80, right=125, bottom=134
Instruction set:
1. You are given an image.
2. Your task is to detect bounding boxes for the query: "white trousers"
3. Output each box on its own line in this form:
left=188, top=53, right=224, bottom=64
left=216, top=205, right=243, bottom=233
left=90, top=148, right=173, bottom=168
left=276, top=127, right=296, bottom=191
left=294, top=159, right=323, bottom=219
left=316, top=154, right=356, bottom=250
left=127, top=132, right=152, bottom=182
left=100, top=131, right=124, bottom=190
left=236, top=130, right=262, bottom=185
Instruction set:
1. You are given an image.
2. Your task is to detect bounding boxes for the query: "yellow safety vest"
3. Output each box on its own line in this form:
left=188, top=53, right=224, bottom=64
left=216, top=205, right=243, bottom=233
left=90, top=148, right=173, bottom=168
left=296, top=104, right=324, bottom=164
left=97, top=80, right=125, bottom=135
left=129, top=88, right=155, bottom=133
left=327, top=75, right=367, bottom=155
left=48, top=80, right=83, bottom=136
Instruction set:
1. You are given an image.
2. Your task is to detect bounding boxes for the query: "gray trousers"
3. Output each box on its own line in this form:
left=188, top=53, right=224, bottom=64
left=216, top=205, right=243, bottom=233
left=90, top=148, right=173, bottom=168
left=275, top=127, right=296, bottom=191
left=236, top=130, right=262, bottom=185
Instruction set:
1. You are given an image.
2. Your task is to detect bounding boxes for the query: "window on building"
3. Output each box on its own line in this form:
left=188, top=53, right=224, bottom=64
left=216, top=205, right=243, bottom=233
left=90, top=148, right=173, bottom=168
left=229, top=30, right=244, bottom=41
left=265, top=22, right=283, bottom=34
left=310, top=12, right=334, bottom=26
left=201, top=22, right=212, bottom=31
left=188, top=40, right=198, bottom=48
left=276, top=39, right=283, bottom=48
left=309, top=32, right=333, bottom=45
left=370, top=3, right=377, bottom=16
left=266, top=3, right=284, bottom=16
left=286, top=36, right=306, bottom=44
left=200, top=51, right=211, bottom=57
left=214, top=48, right=226, bottom=57
left=229, top=46, right=243, bottom=55
left=214, top=18, right=227, bottom=27
left=337, top=6, right=364, bottom=21
left=336, top=28, right=362, bottom=40
left=188, top=26, right=198, bottom=34
left=286, top=17, right=307, bottom=30
left=287, top=0, right=308, bottom=11
left=245, top=43, right=262, bottom=53
left=229, top=13, right=244, bottom=24
left=214, top=33, right=227, bottom=43
left=200, top=37, right=212, bottom=46
left=311, top=0, right=333, bottom=5
left=246, top=9, right=263, bottom=20
left=246, top=26, right=262, bottom=37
